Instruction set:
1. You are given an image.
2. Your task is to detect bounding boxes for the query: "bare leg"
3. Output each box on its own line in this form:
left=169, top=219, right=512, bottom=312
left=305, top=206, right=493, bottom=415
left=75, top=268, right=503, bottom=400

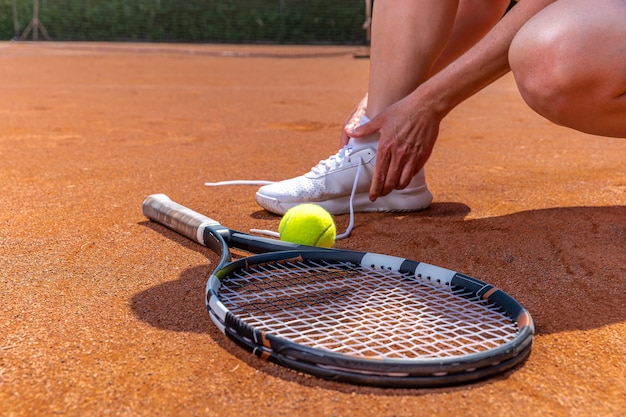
left=509, top=0, right=626, bottom=138
left=431, top=0, right=512, bottom=75
left=342, top=0, right=510, bottom=145
left=367, top=0, right=511, bottom=118
left=365, top=1, right=457, bottom=117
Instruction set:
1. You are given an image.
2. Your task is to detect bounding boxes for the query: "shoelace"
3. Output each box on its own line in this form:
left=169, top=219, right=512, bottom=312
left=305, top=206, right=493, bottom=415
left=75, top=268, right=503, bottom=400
left=205, top=147, right=363, bottom=240
left=310, top=144, right=353, bottom=175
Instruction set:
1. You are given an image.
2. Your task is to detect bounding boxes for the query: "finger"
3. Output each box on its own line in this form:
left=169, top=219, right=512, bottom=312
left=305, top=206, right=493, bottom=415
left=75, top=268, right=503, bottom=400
left=382, top=141, right=422, bottom=195
left=394, top=150, right=423, bottom=190
left=398, top=159, right=418, bottom=190
left=381, top=155, right=403, bottom=197
left=346, top=116, right=378, bottom=139
left=369, top=147, right=391, bottom=202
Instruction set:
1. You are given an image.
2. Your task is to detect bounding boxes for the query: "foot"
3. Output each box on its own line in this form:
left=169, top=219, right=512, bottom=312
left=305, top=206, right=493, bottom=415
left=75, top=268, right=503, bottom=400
left=255, top=142, right=433, bottom=215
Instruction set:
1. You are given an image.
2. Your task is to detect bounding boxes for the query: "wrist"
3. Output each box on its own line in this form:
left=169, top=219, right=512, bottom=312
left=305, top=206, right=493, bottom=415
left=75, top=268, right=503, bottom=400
left=411, top=80, right=455, bottom=122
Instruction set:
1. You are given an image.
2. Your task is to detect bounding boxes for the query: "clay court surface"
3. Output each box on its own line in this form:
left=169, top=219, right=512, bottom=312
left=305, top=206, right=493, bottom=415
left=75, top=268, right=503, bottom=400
left=0, top=42, right=624, bottom=416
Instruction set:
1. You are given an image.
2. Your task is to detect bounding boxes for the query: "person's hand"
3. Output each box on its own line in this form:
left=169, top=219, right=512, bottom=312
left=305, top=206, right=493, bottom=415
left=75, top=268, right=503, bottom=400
left=346, top=95, right=441, bottom=201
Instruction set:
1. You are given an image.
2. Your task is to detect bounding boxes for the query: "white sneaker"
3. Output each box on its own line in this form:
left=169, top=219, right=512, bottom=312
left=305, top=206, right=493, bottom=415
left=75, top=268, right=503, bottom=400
left=255, top=143, right=433, bottom=215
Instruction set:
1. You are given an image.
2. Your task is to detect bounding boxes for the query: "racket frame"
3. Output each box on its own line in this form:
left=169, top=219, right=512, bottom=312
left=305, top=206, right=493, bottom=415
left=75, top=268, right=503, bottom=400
left=143, top=194, right=534, bottom=387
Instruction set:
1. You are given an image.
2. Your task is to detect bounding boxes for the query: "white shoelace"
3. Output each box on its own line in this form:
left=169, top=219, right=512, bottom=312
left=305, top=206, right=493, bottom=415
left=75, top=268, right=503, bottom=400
left=310, top=144, right=353, bottom=176
left=205, top=147, right=362, bottom=241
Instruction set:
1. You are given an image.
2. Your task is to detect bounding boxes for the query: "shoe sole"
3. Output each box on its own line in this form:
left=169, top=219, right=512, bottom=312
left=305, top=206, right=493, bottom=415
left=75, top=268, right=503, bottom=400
left=256, top=186, right=433, bottom=215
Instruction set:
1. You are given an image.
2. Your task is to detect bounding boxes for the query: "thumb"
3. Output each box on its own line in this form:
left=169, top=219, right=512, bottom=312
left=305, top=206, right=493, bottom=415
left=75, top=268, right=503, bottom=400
left=345, top=115, right=379, bottom=139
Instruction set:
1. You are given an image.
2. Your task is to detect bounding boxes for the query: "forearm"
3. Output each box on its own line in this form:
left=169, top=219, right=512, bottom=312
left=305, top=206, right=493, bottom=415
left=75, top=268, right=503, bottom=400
left=417, top=0, right=557, bottom=119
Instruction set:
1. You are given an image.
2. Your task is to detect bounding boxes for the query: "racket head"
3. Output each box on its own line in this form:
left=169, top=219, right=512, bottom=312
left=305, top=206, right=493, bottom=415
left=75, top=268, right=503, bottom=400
left=205, top=248, right=534, bottom=387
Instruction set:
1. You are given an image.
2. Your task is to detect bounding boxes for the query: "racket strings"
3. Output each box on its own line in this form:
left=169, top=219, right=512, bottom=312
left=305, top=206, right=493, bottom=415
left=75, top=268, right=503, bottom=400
left=215, top=259, right=519, bottom=359
left=226, top=261, right=358, bottom=313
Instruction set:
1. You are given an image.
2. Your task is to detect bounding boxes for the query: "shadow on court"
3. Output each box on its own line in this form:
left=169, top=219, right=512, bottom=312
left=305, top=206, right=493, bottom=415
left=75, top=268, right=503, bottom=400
left=131, top=204, right=626, bottom=337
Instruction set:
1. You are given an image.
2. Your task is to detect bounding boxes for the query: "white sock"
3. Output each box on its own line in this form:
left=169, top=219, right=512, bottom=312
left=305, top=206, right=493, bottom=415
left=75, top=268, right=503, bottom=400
left=347, top=115, right=378, bottom=150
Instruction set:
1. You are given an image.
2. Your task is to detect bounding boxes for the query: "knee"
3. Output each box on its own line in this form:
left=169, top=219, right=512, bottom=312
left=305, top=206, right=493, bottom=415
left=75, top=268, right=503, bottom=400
left=510, top=0, right=626, bottom=136
left=509, top=22, right=580, bottom=126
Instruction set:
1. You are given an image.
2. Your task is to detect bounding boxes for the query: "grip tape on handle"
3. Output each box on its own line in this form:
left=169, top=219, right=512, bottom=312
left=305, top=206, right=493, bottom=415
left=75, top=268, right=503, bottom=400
left=142, top=194, right=221, bottom=246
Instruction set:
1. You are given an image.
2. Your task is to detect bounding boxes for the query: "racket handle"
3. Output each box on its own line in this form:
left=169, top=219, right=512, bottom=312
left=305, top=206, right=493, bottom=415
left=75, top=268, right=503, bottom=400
left=142, top=194, right=222, bottom=246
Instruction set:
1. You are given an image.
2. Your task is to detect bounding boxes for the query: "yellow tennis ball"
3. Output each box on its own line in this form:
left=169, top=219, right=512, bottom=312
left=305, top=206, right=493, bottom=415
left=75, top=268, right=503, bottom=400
left=279, top=204, right=336, bottom=248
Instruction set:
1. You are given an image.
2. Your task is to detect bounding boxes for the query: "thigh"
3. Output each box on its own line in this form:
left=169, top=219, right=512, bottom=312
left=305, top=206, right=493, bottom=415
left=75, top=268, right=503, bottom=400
left=521, top=0, right=626, bottom=72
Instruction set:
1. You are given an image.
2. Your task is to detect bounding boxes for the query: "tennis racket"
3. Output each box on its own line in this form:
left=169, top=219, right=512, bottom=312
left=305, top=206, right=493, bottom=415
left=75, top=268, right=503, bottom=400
left=143, top=194, right=534, bottom=388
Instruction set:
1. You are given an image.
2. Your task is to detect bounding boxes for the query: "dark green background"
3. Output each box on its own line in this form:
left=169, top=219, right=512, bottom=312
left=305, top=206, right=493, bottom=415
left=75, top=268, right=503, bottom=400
left=1, top=0, right=367, bottom=43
